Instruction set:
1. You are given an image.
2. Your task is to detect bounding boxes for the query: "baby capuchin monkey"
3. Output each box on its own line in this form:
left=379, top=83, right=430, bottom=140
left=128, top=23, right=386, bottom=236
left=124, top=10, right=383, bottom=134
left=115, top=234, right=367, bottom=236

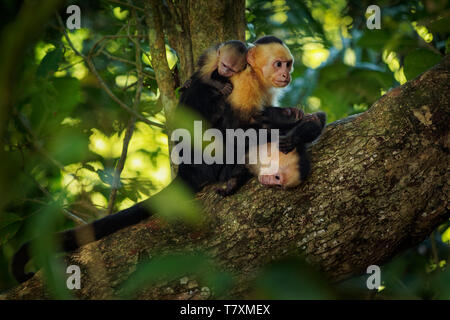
left=178, top=40, right=248, bottom=133
left=182, top=40, right=247, bottom=96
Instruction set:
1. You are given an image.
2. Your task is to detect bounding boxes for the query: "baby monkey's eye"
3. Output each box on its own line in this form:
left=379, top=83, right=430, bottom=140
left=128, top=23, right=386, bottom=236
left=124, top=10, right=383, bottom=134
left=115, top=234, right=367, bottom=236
left=275, top=61, right=282, bottom=68
left=287, top=61, right=292, bottom=68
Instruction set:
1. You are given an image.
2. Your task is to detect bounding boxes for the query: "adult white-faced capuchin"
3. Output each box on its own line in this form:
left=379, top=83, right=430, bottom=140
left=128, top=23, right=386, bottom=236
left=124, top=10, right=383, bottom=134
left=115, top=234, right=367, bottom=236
left=11, top=36, right=314, bottom=283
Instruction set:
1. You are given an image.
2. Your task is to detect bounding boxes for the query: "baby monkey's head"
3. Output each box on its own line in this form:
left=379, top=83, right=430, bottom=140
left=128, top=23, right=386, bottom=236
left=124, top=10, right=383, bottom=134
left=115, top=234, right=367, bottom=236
left=217, top=40, right=247, bottom=77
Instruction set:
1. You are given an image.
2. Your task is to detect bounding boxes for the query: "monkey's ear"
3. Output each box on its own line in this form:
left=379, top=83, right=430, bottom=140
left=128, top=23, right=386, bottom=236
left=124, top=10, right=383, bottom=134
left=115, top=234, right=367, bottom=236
left=246, top=46, right=257, bottom=67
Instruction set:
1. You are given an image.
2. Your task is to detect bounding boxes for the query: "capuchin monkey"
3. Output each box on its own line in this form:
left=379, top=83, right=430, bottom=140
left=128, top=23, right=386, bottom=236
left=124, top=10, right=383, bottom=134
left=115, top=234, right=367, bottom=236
left=182, top=40, right=248, bottom=96
left=178, top=40, right=248, bottom=133
left=219, top=109, right=326, bottom=194
left=215, top=35, right=300, bottom=195
left=226, top=36, right=294, bottom=122
left=11, top=36, right=307, bottom=283
left=247, top=112, right=326, bottom=188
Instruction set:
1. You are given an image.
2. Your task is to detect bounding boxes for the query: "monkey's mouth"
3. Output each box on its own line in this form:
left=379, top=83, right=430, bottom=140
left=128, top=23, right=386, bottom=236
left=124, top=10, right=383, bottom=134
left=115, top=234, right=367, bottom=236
left=220, top=63, right=236, bottom=77
left=259, top=175, right=283, bottom=186
left=274, top=80, right=290, bottom=87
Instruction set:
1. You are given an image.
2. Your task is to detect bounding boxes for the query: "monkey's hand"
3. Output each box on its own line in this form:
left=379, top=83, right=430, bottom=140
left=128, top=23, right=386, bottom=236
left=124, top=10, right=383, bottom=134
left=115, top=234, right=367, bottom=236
left=278, top=133, right=296, bottom=154
left=215, top=178, right=240, bottom=196
left=278, top=112, right=326, bottom=154
left=219, top=83, right=233, bottom=96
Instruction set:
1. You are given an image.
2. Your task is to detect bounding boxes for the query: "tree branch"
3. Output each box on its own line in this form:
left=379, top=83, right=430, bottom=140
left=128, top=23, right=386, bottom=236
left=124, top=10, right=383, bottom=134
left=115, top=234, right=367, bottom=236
left=145, top=1, right=177, bottom=121
left=106, top=8, right=144, bottom=215
left=2, top=56, right=449, bottom=300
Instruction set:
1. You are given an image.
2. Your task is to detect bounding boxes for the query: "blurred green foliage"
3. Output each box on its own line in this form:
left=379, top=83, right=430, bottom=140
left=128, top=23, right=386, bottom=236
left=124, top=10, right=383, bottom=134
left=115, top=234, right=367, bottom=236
left=0, top=0, right=448, bottom=299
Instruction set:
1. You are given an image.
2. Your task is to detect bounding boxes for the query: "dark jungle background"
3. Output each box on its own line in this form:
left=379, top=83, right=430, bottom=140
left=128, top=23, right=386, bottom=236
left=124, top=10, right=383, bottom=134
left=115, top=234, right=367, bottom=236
left=0, top=0, right=449, bottom=299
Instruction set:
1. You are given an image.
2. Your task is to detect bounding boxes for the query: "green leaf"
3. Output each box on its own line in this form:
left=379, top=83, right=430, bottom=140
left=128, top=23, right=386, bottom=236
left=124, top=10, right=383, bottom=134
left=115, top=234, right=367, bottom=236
left=0, top=212, right=22, bottom=229
left=36, top=48, right=63, bottom=78
left=51, top=77, right=82, bottom=112
left=82, top=164, right=97, bottom=172
left=404, top=49, right=442, bottom=81
left=29, top=77, right=82, bottom=135
left=47, top=127, right=90, bottom=165
left=356, top=29, right=391, bottom=51
left=121, top=252, right=232, bottom=298
left=0, top=213, right=23, bottom=245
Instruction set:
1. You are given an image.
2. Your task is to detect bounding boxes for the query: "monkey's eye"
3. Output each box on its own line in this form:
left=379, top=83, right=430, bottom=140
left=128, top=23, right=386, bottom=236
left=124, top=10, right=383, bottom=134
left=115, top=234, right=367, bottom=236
left=287, top=61, right=292, bottom=68
left=275, top=61, right=282, bottom=68
left=275, top=175, right=280, bottom=180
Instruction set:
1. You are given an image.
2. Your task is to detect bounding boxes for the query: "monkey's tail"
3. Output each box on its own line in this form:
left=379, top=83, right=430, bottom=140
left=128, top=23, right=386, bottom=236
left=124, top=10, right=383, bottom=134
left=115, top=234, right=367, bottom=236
left=11, top=242, right=33, bottom=283
left=11, top=178, right=184, bottom=283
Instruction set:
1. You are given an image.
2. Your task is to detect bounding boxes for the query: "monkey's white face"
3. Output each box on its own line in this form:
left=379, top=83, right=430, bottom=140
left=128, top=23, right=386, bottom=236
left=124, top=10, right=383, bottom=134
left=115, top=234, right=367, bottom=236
left=265, top=59, right=293, bottom=87
left=247, top=43, right=294, bottom=88
left=247, top=142, right=301, bottom=189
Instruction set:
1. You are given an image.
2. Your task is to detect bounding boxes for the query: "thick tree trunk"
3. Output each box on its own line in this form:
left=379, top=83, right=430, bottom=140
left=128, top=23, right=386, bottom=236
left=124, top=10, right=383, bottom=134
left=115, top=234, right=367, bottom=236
left=2, top=56, right=449, bottom=299
left=147, top=0, right=245, bottom=177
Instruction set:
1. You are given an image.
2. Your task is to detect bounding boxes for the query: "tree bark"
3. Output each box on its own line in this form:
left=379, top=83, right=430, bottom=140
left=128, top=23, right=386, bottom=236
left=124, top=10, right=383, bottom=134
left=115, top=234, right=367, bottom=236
left=2, top=56, right=449, bottom=300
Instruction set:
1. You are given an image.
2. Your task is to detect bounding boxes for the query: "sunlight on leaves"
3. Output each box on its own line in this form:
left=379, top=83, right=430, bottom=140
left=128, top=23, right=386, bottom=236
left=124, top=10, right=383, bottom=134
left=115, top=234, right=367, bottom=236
left=166, top=45, right=178, bottom=69
left=302, top=43, right=329, bottom=69
left=343, top=48, right=356, bottom=66
left=89, top=128, right=124, bottom=158
left=90, top=192, right=108, bottom=209
left=35, top=42, right=56, bottom=63
left=442, top=227, right=450, bottom=244
left=113, top=7, right=129, bottom=20
left=307, top=96, right=321, bottom=111
left=62, top=162, right=105, bottom=196
left=115, top=75, right=138, bottom=88
left=412, top=21, right=433, bottom=43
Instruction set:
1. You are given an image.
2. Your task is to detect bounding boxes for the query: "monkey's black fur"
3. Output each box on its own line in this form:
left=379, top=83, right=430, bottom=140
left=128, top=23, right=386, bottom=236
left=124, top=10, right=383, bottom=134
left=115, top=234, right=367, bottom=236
left=253, top=35, right=284, bottom=45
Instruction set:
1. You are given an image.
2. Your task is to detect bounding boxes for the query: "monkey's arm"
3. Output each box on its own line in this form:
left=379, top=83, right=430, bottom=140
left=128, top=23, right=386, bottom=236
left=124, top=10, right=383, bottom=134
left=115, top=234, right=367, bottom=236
left=216, top=165, right=253, bottom=196
left=252, top=107, right=304, bottom=131
left=205, top=78, right=233, bottom=95
left=279, top=112, right=326, bottom=153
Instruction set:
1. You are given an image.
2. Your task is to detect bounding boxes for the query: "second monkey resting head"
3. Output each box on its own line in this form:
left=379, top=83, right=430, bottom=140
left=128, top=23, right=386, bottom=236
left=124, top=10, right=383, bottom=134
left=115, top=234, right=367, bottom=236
left=197, top=40, right=248, bottom=80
